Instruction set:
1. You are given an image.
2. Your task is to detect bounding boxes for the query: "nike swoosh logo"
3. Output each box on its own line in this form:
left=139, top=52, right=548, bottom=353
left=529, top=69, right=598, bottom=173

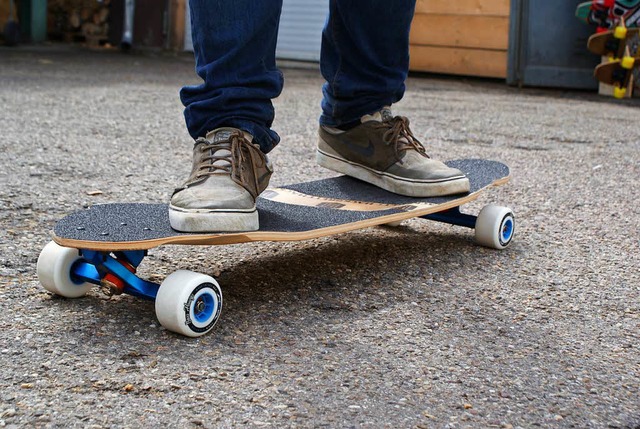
left=338, top=137, right=376, bottom=158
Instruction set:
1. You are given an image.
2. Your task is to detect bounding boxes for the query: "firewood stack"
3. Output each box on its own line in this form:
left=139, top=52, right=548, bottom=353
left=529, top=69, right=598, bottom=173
left=48, top=0, right=111, bottom=47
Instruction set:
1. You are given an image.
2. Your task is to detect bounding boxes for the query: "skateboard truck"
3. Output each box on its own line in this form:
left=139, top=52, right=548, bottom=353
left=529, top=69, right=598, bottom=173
left=422, top=206, right=476, bottom=228
left=422, top=205, right=514, bottom=249
left=72, top=250, right=159, bottom=299
left=99, top=253, right=141, bottom=297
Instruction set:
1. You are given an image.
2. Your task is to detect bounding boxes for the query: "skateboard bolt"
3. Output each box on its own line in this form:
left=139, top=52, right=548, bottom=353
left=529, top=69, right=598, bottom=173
left=195, top=299, right=206, bottom=314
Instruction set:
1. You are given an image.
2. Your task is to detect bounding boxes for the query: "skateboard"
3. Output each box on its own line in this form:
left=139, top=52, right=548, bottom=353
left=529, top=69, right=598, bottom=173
left=587, top=26, right=640, bottom=57
left=37, top=159, right=514, bottom=337
left=594, top=56, right=639, bottom=97
left=593, top=23, right=640, bottom=98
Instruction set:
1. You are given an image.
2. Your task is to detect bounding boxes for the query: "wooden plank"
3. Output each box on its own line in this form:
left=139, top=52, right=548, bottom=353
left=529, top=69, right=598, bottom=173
left=410, top=14, right=509, bottom=50
left=415, top=0, right=510, bottom=16
left=409, top=45, right=507, bottom=78
left=0, top=0, right=13, bottom=32
left=168, top=0, right=186, bottom=50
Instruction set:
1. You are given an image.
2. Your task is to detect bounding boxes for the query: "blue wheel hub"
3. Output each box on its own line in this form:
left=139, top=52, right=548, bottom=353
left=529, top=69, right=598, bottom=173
left=193, top=292, right=216, bottom=323
left=501, top=216, right=514, bottom=243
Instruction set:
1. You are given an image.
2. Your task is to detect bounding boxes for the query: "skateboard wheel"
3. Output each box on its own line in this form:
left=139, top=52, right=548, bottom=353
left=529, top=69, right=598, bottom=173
left=475, top=205, right=514, bottom=250
left=613, top=85, right=627, bottom=98
left=36, top=241, right=93, bottom=298
left=155, top=270, right=222, bottom=337
left=621, top=56, right=635, bottom=69
left=614, top=25, right=628, bottom=39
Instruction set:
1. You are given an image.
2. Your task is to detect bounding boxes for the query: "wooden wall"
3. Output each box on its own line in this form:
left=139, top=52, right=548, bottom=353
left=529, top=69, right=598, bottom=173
left=168, top=0, right=186, bottom=51
left=409, top=0, right=510, bottom=78
left=0, top=0, right=13, bottom=31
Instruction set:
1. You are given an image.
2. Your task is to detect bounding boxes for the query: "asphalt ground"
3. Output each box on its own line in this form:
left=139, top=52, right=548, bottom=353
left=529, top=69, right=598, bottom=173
left=0, top=45, right=638, bottom=428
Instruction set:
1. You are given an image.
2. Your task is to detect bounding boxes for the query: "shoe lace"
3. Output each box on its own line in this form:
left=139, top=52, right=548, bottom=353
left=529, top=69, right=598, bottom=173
left=195, top=131, right=266, bottom=194
left=379, top=116, right=429, bottom=163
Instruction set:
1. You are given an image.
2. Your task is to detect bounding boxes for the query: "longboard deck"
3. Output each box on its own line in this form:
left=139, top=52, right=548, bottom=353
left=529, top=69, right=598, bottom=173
left=52, top=159, right=509, bottom=250
left=594, top=58, right=638, bottom=86
left=587, top=28, right=640, bottom=56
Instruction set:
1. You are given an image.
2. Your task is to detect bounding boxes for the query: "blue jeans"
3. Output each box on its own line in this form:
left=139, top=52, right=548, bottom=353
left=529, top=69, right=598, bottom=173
left=181, top=0, right=417, bottom=153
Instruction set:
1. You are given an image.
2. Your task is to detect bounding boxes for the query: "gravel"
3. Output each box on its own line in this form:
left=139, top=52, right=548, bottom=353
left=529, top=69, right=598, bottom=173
left=0, top=44, right=638, bottom=428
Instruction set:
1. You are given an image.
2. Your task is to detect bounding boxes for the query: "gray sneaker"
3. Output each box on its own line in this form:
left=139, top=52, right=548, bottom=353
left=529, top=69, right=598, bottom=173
left=169, top=127, right=273, bottom=232
left=317, top=107, right=470, bottom=197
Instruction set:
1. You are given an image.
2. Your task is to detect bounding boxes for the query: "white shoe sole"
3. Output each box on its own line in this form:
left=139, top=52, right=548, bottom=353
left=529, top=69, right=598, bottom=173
left=169, top=205, right=258, bottom=232
left=316, top=149, right=470, bottom=197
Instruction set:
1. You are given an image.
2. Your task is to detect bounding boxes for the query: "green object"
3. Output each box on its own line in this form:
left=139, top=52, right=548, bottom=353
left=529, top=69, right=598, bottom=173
left=17, top=0, right=47, bottom=42
left=17, top=0, right=30, bottom=36
left=575, top=0, right=640, bottom=27
left=575, top=1, right=592, bottom=23
left=30, top=0, right=46, bottom=42
left=617, top=0, right=640, bottom=7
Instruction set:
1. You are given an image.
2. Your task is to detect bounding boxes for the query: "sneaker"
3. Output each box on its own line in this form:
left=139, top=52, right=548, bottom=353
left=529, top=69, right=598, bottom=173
left=317, top=107, right=470, bottom=197
left=169, top=127, right=273, bottom=232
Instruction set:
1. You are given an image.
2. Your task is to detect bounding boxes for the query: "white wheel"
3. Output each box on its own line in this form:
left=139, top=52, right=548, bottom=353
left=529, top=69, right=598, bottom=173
left=384, top=220, right=403, bottom=227
left=475, top=205, right=515, bottom=250
left=36, top=241, right=93, bottom=298
left=155, top=270, right=223, bottom=337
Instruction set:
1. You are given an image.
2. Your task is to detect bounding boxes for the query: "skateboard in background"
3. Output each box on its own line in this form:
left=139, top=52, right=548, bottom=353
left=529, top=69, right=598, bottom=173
left=590, top=19, right=640, bottom=97
left=578, top=2, right=640, bottom=97
left=588, top=25, right=640, bottom=57
left=594, top=53, right=639, bottom=97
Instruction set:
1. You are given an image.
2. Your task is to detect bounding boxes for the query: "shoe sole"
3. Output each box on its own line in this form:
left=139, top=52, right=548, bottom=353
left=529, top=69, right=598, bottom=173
left=169, top=206, right=258, bottom=232
left=316, top=149, right=470, bottom=197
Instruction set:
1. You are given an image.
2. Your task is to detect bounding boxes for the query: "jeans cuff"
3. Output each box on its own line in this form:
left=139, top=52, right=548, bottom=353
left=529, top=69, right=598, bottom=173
left=198, top=118, right=281, bottom=154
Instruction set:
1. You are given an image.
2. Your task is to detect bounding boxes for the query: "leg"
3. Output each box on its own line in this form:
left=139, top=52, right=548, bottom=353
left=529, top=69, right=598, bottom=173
left=320, top=0, right=416, bottom=127
left=316, top=0, right=471, bottom=197
left=181, top=0, right=284, bottom=153
left=171, top=1, right=281, bottom=232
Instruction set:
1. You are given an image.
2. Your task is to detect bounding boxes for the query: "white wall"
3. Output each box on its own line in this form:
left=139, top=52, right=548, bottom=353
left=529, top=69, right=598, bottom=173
left=183, top=0, right=329, bottom=62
